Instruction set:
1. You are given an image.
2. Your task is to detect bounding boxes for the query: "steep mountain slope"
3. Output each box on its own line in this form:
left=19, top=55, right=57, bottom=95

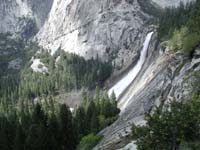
left=94, top=1, right=199, bottom=149
left=95, top=32, right=200, bottom=150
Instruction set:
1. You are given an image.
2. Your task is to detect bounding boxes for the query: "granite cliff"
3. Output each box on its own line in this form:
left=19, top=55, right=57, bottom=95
left=0, top=0, right=198, bottom=149
left=0, top=0, right=53, bottom=38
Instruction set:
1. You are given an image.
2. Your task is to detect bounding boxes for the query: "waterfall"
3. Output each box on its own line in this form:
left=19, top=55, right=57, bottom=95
left=108, top=32, right=154, bottom=100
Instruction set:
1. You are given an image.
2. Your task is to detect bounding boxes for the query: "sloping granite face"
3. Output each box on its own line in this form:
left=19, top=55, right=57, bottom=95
left=94, top=34, right=200, bottom=149
left=0, top=0, right=53, bottom=35
left=36, top=0, right=150, bottom=60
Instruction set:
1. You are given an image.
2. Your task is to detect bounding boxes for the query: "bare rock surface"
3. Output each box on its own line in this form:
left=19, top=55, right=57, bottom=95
left=0, top=0, right=53, bottom=35
left=36, top=0, right=151, bottom=62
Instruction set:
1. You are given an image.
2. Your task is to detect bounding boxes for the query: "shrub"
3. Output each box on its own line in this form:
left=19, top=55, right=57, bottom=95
left=168, top=27, right=200, bottom=54
left=77, top=133, right=102, bottom=150
left=182, top=32, right=200, bottom=53
left=168, top=27, right=187, bottom=52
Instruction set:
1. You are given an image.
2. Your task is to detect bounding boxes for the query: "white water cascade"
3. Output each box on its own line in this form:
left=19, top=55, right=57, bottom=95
left=108, top=32, right=154, bottom=100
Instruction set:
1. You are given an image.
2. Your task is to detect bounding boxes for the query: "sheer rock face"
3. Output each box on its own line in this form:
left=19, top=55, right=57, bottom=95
left=36, top=0, right=194, bottom=61
left=36, top=0, right=150, bottom=60
left=0, top=0, right=53, bottom=35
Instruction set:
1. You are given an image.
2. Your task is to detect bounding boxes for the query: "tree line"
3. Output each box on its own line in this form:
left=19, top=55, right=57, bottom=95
left=0, top=91, right=120, bottom=150
left=0, top=49, right=113, bottom=102
left=158, top=0, right=200, bottom=54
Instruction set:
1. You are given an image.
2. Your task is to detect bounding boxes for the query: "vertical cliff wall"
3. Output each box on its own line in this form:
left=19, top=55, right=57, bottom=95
left=36, top=0, right=151, bottom=62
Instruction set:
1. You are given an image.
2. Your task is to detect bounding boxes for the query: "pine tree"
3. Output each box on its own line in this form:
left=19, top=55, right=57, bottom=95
left=90, top=112, right=99, bottom=133
left=32, top=103, right=47, bottom=125
left=0, top=117, right=10, bottom=150
left=74, top=106, right=87, bottom=138
left=58, top=104, right=77, bottom=150
left=13, top=125, right=25, bottom=150
left=46, top=115, right=60, bottom=150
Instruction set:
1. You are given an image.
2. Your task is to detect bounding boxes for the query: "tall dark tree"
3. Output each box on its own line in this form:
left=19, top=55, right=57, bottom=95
left=58, top=104, right=77, bottom=150
left=13, top=125, right=25, bottom=150
left=75, top=106, right=87, bottom=138
left=32, top=103, right=47, bottom=125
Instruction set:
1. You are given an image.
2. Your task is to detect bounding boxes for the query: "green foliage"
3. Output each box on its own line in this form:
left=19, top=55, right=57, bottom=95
left=59, top=104, right=77, bottom=150
left=77, top=133, right=102, bottom=150
left=0, top=33, right=38, bottom=77
left=74, top=91, right=120, bottom=139
left=132, top=95, right=200, bottom=150
left=179, top=141, right=200, bottom=150
left=158, top=2, right=192, bottom=40
left=159, top=0, right=200, bottom=53
left=0, top=32, right=113, bottom=103
left=0, top=36, right=40, bottom=103
left=182, top=32, right=200, bottom=53
left=0, top=49, right=113, bottom=101
left=168, top=27, right=188, bottom=52
left=0, top=100, right=77, bottom=150
left=0, top=90, right=119, bottom=150
left=168, top=26, right=200, bottom=54
left=0, top=31, right=115, bottom=150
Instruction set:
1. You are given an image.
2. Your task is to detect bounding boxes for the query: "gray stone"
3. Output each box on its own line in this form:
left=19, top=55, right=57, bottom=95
left=0, top=0, right=53, bottom=35
left=94, top=35, right=200, bottom=150
left=36, top=0, right=151, bottom=63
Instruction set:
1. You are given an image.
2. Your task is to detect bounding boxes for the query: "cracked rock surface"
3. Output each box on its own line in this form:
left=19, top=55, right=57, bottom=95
left=36, top=0, right=150, bottom=63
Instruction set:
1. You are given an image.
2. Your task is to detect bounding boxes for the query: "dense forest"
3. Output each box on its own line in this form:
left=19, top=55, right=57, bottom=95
left=0, top=45, right=112, bottom=102
left=0, top=31, right=115, bottom=149
left=158, top=0, right=200, bottom=54
left=0, top=90, right=120, bottom=150
left=20, top=50, right=112, bottom=99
